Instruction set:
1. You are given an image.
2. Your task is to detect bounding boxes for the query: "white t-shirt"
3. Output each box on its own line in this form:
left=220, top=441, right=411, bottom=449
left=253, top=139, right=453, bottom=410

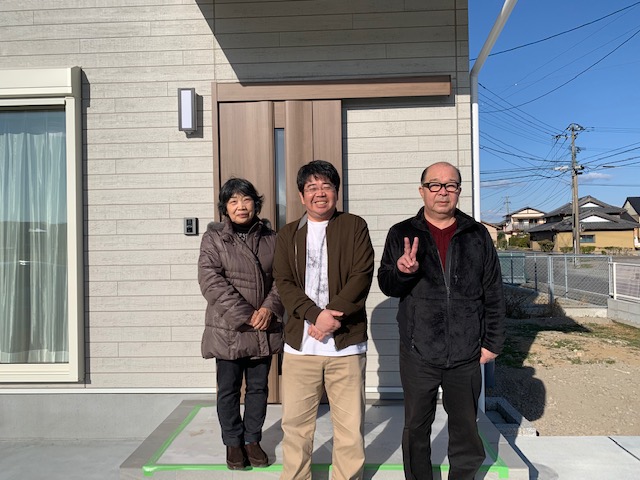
left=284, top=219, right=367, bottom=357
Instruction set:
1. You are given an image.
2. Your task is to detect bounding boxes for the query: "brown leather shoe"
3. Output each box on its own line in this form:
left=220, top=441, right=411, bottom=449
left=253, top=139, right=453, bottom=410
left=226, top=445, right=248, bottom=470
left=245, top=442, right=269, bottom=467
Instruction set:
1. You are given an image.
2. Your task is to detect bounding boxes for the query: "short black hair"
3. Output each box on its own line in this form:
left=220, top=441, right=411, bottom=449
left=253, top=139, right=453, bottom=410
left=217, top=178, right=264, bottom=218
left=296, top=160, right=341, bottom=194
left=420, top=162, right=462, bottom=184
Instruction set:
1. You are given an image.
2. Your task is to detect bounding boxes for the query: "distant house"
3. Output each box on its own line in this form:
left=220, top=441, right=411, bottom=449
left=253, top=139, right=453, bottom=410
left=502, top=207, right=546, bottom=238
left=481, top=221, right=499, bottom=246
left=529, top=195, right=640, bottom=252
left=622, top=197, right=640, bottom=249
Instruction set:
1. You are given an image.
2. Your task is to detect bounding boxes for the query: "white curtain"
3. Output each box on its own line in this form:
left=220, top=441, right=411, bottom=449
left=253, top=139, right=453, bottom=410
left=0, top=109, right=68, bottom=363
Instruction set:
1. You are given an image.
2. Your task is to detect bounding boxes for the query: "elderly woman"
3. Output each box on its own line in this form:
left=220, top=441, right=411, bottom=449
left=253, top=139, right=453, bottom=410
left=198, top=178, right=284, bottom=470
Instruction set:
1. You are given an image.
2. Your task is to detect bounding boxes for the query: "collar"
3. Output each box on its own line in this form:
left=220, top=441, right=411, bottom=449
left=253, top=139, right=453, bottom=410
left=296, top=209, right=341, bottom=231
left=411, top=207, right=475, bottom=233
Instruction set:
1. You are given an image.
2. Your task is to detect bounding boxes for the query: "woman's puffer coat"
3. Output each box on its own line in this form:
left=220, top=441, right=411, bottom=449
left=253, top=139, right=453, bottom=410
left=198, top=218, right=284, bottom=360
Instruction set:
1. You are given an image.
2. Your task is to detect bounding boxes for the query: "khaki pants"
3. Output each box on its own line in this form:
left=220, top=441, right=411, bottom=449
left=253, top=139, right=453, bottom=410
left=280, top=352, right=366, bottom=480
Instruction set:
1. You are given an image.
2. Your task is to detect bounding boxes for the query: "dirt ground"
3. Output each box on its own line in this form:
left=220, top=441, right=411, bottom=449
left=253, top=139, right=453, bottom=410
left=487, top=316, right=640, bottom=436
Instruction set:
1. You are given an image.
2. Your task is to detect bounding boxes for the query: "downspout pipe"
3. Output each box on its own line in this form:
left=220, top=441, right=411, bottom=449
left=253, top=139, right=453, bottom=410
left=470, top=0, right=518, bottom=221
left=469, top=0, right=518, bottom=413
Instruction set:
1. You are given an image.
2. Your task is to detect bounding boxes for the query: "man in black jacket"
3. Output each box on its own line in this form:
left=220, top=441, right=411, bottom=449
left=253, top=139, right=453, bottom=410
left=378, top=162, right=505, bottom=480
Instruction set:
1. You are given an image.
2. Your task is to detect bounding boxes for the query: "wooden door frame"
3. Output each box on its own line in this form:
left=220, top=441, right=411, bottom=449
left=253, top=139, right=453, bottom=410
left=211, top=75, right=451, bottom=209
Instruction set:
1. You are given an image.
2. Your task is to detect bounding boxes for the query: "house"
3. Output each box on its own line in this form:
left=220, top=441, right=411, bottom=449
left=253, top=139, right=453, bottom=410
left=622, top=197, right=640, bottom=249
left=481, top=221, right=500, bottom=246
left=0, top=1, right=476, bottom=417
left=528, top=196, right=640, bottom=252
left=502, top=206, right=546, bottom=238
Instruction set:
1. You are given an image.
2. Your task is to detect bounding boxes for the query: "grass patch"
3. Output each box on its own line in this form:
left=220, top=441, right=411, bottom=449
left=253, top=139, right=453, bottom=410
left=580, top=323, right=640, bottom=350
left=509, top=322, right=591, bottom=337
left=498, top=319, right=640, bottom=369
left=497, top=338, right=527, bottom=368
left=547, top=339, right=583, bottom=350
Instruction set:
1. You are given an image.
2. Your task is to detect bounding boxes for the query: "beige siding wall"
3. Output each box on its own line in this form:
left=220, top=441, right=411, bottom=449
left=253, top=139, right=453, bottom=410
left=585, top=230, right=636, bottom=250
left=1, top=0, right=216, bottom=389
left=552, top=230, right=635, bottom=252
left=1, top=0, right=469, bottom=393
left=555, top=232, right=573, bottom=251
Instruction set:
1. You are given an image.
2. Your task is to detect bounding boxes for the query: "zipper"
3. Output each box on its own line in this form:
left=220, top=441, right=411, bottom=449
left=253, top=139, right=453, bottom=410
left=443, top=237, right=453, bottom=367
left=431, top=232, right=453, bottom=367
left=235, top=226, right=265, bottom=308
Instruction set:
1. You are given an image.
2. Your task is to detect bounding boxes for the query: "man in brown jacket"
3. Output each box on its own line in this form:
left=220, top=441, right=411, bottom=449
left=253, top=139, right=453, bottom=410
left=273, top=160, right=375, bottom=480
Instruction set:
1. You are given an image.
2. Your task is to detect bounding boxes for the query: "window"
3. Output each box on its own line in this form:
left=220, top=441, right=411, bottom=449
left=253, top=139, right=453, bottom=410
left=0, top=68, right=83, bottom=382
left=274, top=128, right=286, bottom=230
left=580, top=234, right=595, bottom=244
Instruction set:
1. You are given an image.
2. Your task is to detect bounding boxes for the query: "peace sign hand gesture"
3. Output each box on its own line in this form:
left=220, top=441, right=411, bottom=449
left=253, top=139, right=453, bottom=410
left=397, top=237, right=419, bottom=274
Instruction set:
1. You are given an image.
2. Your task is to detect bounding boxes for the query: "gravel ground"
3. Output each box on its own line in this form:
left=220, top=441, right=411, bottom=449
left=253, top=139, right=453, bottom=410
left=487, top=316, right=640, bottom=436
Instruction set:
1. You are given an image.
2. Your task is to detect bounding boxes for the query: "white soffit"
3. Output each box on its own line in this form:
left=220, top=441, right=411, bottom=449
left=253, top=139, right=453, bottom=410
left=583, top=215, right=611, bottom=223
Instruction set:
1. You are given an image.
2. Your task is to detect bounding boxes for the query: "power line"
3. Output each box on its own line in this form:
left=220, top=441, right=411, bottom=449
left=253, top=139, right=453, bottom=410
left=590, top=127, right=640, bottom=133
left=481, top=118, right=554, bottom=146
left=479, top=83, right=560, bottom=133
left=589, top=155, right=640, bottom=169
left=484, top=27, right=640, bottom=113
left=481, top=145, right=562, bottom=163
left=581, top=143, right=640, bottom=165
left=472, top=1, right=640, bottom=59
left=501, top=24, right=640, bottom=100
left=480, top=170, right=567, bottom=183
left=581, top=183, right=640, bottom=186
left=480, top=131, right=562, bottom=159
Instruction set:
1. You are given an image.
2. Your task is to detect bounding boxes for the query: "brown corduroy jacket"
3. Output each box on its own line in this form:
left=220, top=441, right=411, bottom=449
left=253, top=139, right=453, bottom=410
left=273, top=211, right=374, bottom=351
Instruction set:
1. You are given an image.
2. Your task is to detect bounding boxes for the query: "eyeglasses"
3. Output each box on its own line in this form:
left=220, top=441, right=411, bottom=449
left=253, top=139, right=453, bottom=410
left=303, top=183, right=336, bottom=195
left=421, top=182, right=460, bottom=193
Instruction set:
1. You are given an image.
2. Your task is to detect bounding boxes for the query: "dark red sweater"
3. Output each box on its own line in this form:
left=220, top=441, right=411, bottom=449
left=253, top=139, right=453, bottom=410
left=427, top=220, right=457, bottom=268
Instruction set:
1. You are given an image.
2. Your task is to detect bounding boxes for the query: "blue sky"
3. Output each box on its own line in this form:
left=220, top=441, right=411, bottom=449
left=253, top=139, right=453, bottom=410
left=469, top=1, right=640, bottom=223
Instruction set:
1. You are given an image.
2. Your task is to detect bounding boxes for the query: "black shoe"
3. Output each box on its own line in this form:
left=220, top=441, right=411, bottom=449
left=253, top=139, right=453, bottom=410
left=226, top=445, right=248, bottom=470
left=245, top=442, right=269, bottom=467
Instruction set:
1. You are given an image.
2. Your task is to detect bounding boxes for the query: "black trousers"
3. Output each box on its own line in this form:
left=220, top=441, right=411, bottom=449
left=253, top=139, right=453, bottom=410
left=399, top=342, right=485, bottom=480
left=216, top=356, right=271, bottom=447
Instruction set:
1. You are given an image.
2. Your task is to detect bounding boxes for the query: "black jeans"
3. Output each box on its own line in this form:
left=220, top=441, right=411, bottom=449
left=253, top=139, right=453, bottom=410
left=216, top=356, right=271, bottom=447
left=399, top=342, right=485, bottom=480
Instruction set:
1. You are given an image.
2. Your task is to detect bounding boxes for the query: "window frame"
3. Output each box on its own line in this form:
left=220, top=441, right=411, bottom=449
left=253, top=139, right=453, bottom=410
left=580, top=234, right=596, bottom=244
left=0, top=67, right=84, bottom=382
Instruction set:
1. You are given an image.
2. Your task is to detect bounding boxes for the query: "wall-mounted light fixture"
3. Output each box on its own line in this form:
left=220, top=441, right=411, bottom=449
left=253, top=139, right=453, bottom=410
left=178, top=88, right=197, bottom=133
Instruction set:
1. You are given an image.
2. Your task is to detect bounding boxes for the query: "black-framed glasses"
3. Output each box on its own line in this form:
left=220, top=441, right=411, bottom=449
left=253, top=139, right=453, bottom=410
left=421, top=182, right=460, bottom=193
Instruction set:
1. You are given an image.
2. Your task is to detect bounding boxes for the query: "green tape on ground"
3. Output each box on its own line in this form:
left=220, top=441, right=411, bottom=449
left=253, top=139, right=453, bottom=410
left=480, top=430, right=511, bottom=479
left=142, top=404, right=512, bottom=478
left=143, top=403, right=210, bottom=476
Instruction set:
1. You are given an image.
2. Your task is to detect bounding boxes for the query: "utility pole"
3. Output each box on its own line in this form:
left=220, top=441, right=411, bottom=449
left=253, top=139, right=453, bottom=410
left=504, top=196, right=512, bottom=234
left=569, top=124, right=585, bottom=255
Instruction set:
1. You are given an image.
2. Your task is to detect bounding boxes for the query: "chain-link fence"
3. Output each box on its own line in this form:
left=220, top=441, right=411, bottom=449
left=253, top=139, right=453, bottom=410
left=498, top=253, right=612, bottom=306
left=610, top=262, right=640, bottom=303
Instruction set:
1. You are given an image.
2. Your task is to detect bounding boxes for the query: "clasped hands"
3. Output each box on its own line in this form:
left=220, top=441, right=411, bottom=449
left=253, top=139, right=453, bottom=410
left=308, top=309, right=343, bottom=342
left=249, top=307, right=273, bottom=331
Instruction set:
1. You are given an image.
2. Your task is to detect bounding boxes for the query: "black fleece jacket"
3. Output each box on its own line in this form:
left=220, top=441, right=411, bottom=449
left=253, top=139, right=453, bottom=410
left=378, top=208, right=505, bottom=368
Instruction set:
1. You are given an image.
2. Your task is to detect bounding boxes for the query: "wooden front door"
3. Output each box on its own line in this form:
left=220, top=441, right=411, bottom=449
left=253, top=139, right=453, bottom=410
left=217, top=99, right=342, bottom=402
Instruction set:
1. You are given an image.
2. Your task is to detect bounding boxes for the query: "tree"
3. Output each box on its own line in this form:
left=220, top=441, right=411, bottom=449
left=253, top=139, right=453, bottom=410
left=538, top=240, right=554, bottom=252
left=508, top=234, right=530, bottom=249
